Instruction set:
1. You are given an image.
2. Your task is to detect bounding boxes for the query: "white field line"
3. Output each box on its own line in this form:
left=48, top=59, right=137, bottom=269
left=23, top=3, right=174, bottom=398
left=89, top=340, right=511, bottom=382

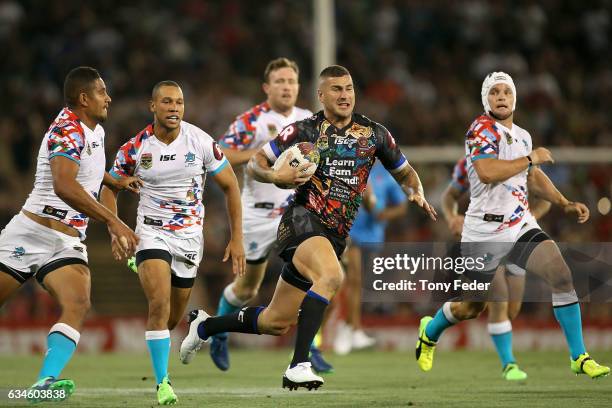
left=75, top=387, right=345, bottom=397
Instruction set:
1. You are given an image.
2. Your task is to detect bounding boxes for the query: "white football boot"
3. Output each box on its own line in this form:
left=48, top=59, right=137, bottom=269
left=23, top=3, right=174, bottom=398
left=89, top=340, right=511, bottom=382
left=282, top=362, right=324, bottom=391
left=333, top=322, right=353, bottom=355
left=179, top=309, right=210, bottom=364
left=352, top=329, right=376, bottom=350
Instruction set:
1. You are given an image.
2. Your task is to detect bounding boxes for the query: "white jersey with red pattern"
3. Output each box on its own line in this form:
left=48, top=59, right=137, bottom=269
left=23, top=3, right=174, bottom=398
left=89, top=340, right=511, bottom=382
left=22, top=108, right=106, bottom=240
left=464, top=115, right=534, bottom=234
left=219, top=102, right=312, bottom=218
left=110, top=121, right=228, bottom=238
left=450, top=156, right=469, bottom=194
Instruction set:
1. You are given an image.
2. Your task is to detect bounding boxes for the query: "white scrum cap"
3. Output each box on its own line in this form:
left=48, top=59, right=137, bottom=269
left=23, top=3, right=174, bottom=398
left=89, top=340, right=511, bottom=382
left=481, top=72, right=516, bottom=114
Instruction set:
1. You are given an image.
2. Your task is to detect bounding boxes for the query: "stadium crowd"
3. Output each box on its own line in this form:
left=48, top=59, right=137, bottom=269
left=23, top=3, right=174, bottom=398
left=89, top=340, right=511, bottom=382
left=0, top=0, right=610, bottom=319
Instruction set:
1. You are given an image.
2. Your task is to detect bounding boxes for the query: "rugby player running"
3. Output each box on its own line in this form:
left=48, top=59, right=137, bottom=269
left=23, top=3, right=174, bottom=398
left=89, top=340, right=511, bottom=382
left=181, top=65, right=436, bottom=390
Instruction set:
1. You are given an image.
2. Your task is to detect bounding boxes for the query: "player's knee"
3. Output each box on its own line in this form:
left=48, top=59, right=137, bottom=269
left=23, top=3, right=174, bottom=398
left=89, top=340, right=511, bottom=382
left=234, top=286, right=258, bottom=303
left=317, top=269, right=344, bottom=294
left=61, top=294, right=91, bottom=317
left=549, top=265, right=574, bottom=292
left=456, top=302, right=486, bottom=320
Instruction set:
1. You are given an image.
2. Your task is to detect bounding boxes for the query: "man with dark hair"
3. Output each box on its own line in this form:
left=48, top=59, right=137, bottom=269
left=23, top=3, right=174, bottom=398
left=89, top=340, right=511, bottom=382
left=181, top=65, right=436, bottom=390
left=0, top=66, right=140, bottom=402
left=63, top=66, right=105, bottom=108
left=101, top=80, right=245, bottom=405
left=207, top=57, right=334, bottom=374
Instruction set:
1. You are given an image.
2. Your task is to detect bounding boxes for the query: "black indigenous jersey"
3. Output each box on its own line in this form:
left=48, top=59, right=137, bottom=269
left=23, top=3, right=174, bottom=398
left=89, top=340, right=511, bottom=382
left=263, top=111, right=408, bottom=236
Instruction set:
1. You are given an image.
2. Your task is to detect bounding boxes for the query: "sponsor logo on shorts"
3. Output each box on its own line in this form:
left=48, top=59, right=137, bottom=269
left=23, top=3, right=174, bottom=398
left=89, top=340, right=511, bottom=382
left=141, top=153, right=153, bottom=169
left=185, top=252, right=197, bottom=262
left=43, top=205, right=68, bottom=220
left=11, top=247, right=25, bottom=260
left=73, top=246, right=84, bottom=253
left=249, top=241, right=258, bottom=251
left=144, top=216, right=163, bottom=227
left=277, top=222, right=291, bottom=242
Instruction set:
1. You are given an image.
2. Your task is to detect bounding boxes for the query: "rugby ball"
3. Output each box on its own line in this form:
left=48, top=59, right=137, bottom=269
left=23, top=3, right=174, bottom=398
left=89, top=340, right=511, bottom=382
left=272, top=142, right=320, bottom=178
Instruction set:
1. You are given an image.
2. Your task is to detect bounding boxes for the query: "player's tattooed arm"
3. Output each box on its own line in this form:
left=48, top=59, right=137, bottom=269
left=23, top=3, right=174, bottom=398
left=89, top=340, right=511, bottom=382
left=247, top=150, right=276, bottom=183
left=392, top=163, right=437, bottom=220
left=247, top=149, right=311, bottom=187
left=528, top=167, right=589, bottom=223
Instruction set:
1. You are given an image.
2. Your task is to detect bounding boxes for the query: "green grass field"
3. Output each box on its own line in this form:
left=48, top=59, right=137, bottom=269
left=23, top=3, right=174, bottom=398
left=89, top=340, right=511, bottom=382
left=1, top=349, right=611, bottom=407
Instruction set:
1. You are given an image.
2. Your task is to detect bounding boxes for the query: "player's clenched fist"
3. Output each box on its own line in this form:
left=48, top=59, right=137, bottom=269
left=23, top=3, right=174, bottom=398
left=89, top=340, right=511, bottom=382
left=530, top=147, right=554, bottom=165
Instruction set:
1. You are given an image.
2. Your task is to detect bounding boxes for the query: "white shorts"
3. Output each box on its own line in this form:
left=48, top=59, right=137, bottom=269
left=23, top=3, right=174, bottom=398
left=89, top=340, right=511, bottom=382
left=461, top=216, right=542, bottom=276
left=243, top=209, right=281, bottom=262
left=135, top=224, right=203, bottom=284
left=0, top=212, right=88, bottom=284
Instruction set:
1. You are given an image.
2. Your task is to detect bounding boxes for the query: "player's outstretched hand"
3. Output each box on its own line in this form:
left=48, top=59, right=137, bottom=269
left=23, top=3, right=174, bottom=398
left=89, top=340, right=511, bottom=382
left=409, top=193, right=438, bottom=221
left=223, top=238, right=246, bottom=277
left=530, top=147, right=554, bottom=165
left=273, top=152, right=315, bottom=189
left=563, top=201, right=590, bottom=224
left=108, top=219, right=139, bottom=260
left=115, top=176, right=143, bottom=194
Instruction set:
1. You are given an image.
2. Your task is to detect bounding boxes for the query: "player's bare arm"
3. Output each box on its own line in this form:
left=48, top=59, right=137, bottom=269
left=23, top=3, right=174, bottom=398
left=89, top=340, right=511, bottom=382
left=102, top=171, right=142, bottom=194
left=50, top=156, right=138, bottom=256
left=213, top=164, right=246, bottom=277
left=441, top=184, right=463, bottom=221
left=528, top=196, right=552, bottom=220
left=99, top=185, right=132, bottom=260
left=441, top=184, right=465, bottom=236
left=528, top=166, right=589, bottom=223
left=472, top=147, right=553, bottom=184
left=391, top=163, right=437, bottom=220
left=221, top=146, right=259, bottom=167
left=247, top=149, right=312, bottom=187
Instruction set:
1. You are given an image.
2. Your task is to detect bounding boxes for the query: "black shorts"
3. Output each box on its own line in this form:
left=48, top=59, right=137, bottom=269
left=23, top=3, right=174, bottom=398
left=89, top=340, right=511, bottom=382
left=277, top=205, right=347, bottom=263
